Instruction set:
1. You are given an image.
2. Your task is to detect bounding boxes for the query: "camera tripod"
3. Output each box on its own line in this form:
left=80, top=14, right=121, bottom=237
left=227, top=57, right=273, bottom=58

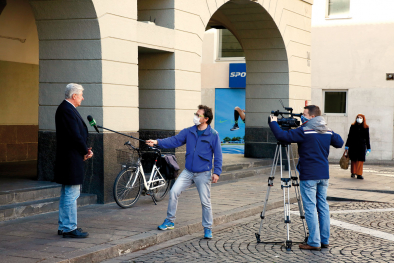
left=255, top=141, right=308, bottom=251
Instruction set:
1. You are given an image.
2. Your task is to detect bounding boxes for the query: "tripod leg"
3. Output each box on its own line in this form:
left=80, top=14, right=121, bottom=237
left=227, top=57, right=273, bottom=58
left=283, top=146, right=292, bottom=251
left=256, top=144, right=280, bottom=243
left=289, top=146, right=308, bottom=241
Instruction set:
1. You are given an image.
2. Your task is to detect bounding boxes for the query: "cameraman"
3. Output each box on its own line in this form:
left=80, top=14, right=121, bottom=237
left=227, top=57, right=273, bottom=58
left=269, top=105, right=343, bottom=251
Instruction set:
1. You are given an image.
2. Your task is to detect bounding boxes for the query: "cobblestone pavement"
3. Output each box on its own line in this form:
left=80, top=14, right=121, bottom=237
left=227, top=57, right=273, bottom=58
left=3, top=164, right=394, bottom=263
left=109, top=202, right=394, bottom=263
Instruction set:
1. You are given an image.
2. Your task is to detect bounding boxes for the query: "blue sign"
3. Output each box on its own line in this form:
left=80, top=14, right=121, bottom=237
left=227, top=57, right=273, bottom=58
left=229, top=63, right=246, bottom=88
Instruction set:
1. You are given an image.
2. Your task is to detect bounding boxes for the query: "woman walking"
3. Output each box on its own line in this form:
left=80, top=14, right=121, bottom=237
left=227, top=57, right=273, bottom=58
left=345, top=114, right=371, bottom=179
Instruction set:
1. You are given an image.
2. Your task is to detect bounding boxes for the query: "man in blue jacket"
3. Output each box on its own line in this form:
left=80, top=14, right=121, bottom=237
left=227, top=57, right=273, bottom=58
left=146, top=105, right=222, bottom=239
left=269, top=105, right=343, bottom=250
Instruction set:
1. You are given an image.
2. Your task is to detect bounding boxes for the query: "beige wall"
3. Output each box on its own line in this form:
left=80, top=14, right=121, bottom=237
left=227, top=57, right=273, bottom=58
left=25, top=0, right=312, bottom=135
left=0, top=0, right=39, bottom=126
left=311, top=0, right=394, bottom=160
left=201, top=29, right=238, bottom=129
left=0, top=0, right=38, bottom=65
left=0, top=61, right=39, bottom=125
left=0, top=0, right=39, bottom=162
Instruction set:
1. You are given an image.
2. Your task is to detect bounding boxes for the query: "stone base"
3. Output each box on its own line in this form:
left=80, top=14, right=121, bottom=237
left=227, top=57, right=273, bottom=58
left=38, top=129, right=187, bottom=204
left=0, top=125, right=38, bottom=163
left=244, top=127, right=298, bottom=169
left=38, top=131, right=105, bottom=203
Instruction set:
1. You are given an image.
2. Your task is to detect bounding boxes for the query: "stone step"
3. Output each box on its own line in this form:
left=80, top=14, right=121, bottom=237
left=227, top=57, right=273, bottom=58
left=0, top=185, right=62, bottom=206
left=222, top=158, right=273, bottom=173
left=219, top=165, right=274, bottom=183
left=0, top=193, right=97, bottom=222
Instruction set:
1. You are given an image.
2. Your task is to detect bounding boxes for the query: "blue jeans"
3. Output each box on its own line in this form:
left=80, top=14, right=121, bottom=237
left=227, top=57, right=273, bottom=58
left=58, top=185, right=80, bottom=233
left=300, top=179, right=330, bottom=247
left=166, top=169, right=213, bottom=229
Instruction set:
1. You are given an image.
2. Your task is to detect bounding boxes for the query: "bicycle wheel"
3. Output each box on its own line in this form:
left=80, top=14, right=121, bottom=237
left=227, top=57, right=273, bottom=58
left=113, top=168, right=142, bottom=208
left=152, top=175, right=173, bottom=202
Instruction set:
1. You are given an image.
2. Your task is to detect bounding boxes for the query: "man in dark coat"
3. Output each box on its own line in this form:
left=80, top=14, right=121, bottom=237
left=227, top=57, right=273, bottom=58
left=55, top=83, right=93, bottom=238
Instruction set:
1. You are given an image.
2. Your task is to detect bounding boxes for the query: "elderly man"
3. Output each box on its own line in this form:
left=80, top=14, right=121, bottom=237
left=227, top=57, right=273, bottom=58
left=55, top=83, right=93, bottom=238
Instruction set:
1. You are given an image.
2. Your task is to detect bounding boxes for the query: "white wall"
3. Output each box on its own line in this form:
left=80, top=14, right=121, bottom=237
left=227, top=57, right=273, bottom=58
left=311, top=0, right=394, bottom=160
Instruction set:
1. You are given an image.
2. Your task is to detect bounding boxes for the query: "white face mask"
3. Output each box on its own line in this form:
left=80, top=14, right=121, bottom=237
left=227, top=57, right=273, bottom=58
left=193, top=115, right=201, bottom=126
left=357, top=118, right=363, bottom=124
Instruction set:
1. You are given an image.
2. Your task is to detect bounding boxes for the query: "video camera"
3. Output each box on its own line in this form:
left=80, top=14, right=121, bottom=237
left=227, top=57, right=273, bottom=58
left=269, top=100, right=302, bottom=130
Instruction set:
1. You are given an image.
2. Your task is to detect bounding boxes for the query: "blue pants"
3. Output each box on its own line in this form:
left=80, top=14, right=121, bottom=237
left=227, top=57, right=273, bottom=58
left=166, top=169, right=213, bottom=229
left=300, top=179, right=330, bottom=247
left=58, top=185, right=80, bottom=233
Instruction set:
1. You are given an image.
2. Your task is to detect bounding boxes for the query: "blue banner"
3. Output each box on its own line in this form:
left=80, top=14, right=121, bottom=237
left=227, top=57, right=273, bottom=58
left=215, top=88, right=245, bottom=154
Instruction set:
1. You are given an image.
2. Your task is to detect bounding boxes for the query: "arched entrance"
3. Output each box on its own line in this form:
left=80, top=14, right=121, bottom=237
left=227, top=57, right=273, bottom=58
left=201, top=0, right=311, bottom=157
left=0, top=0, right=39, bottom=185
left=0, top=0, right=104, bottom=200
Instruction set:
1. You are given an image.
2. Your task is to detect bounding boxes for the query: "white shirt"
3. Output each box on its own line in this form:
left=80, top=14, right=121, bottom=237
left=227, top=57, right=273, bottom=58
left=65, top=99, right=76, bottom=108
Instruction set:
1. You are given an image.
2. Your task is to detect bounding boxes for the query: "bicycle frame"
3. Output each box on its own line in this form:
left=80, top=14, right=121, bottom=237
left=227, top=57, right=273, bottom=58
left=135, top=159, right=166, bottom=190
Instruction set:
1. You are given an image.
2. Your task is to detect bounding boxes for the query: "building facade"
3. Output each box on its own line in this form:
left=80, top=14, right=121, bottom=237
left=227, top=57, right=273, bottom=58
left=311, top=0, right=394, bottom=160
left=0, top=0, right=312, bottom=203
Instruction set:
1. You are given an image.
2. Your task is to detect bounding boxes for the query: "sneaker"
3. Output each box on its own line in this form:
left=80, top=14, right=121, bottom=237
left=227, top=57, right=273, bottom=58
left=230, top=124, right=239, bottom=131
left=158, top=219, right=174, bottom=230
left=204, top=228, right=213, bottom=239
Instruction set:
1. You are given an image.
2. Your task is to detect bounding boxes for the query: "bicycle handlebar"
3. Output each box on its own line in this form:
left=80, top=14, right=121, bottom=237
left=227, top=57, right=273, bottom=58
left=147, top=146, right=161, bottom=152
left=124, top=141, right=160, bottom=153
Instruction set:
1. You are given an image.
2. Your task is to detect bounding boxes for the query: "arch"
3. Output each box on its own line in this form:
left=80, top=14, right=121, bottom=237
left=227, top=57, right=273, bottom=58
left=28, top=0, right=104, bottom=195
left=201, top=0, right=311, bottom=157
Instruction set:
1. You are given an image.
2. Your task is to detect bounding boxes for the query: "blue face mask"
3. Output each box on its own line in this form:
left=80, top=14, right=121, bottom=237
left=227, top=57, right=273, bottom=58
left=301, top=115, right=310, bottom=124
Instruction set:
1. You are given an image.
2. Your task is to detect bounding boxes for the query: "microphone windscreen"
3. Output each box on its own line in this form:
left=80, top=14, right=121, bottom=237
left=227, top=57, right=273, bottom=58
left=87, top=115, right=96, bottom=126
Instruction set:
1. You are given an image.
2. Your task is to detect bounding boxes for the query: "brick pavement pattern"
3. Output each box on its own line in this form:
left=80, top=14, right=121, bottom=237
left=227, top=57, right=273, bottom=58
left=127, top=202, right=394, bottom=263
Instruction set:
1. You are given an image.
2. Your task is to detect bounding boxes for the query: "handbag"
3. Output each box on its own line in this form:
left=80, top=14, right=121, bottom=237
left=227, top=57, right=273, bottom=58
left=339, top=152, right=349, bottom=170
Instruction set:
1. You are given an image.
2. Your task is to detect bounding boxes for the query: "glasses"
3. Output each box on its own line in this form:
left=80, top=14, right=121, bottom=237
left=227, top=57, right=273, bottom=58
left=194, top=113, right=204, bottom=118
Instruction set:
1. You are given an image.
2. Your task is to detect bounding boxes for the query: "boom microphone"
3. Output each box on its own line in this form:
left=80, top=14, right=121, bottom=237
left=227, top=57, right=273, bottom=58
left=87, top=115, right=100, bottom=133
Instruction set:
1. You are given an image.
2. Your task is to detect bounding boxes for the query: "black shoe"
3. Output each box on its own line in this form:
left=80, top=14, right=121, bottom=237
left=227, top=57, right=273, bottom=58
left=63, top=228, right=89, bottom=238
left=230, top=124, right=239, bottom=131
left=59, top=227, right=83, bottom=235
left=321, top=243, right=329, bottom=248
left=357, top=175, right=364, bottom=180
left=351, top=174, right=355, bottom=178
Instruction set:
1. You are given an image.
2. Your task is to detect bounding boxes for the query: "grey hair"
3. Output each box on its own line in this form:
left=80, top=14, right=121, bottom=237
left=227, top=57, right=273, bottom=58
left=65, top=83, right=84, bottom=99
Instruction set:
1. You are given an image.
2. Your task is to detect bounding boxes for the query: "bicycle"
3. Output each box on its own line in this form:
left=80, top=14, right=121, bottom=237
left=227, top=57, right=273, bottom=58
left=113, top=141, right=173, bottom=208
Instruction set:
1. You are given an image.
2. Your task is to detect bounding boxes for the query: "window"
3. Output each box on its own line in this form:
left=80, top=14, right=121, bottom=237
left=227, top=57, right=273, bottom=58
left=218, top=29, right=244, bottom=60
left=323, top=91, right=347, bottom=114
left=326, top=0, right=351, bottom=19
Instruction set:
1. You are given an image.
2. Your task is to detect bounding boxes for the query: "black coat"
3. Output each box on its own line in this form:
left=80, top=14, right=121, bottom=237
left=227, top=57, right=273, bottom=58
left=345, top=124, right=371, bottom=162
left=54, top=100, right=89, bottom=185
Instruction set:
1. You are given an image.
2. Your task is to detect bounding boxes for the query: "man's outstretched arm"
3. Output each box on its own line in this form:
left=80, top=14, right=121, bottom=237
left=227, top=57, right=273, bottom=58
left=146, top=128, right=188, bottom=149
